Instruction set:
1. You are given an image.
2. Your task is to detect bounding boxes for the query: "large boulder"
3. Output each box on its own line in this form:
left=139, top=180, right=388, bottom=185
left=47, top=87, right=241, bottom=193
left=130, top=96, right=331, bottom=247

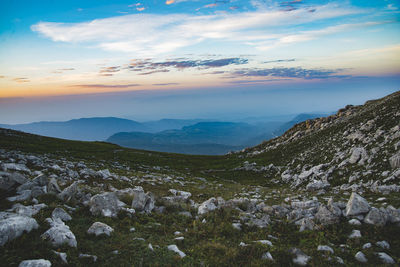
left=89, top=192, right=124, bottom=217
left=41, top=218, right=77, bottom=248
left=345, top=193, right=370, bottom=216
left=363, top=207, right=388, bottom=226
left=0, top=212, right=39, bottom=246
left=130, top=187, right=154, bottom=213
left=0, top=172, right=28, bottom=191
left=18, top=259, right=51, bottom=267
left=87, top=222, right=114, bottom=236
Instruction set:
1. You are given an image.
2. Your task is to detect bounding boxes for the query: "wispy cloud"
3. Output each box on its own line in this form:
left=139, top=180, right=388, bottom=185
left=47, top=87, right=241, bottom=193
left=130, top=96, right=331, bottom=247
left=126, top=57, right=248, bottom=75
left=13, top=77, right=30, bottom=83
left=264, top=59, right=296, bottom=63
left=99, top=66, right=120, bottom=76
left=31, top=3, right=364, bottom=55
left=230, top=67, right=350, bottom=79
left=152, top=83, right=180, bottom=86
left=71, top=83, right=140, bottom=88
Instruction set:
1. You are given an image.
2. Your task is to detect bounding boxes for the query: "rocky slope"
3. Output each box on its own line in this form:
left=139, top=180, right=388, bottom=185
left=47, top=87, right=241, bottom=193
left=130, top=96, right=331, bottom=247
left=0, top=91, right=399, bottom=266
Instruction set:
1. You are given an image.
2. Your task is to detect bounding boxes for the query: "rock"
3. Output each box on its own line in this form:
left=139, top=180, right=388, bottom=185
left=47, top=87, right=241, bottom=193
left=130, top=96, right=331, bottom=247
left=248, top=214, right=270, bottom=228
left=386, top=205, right=400, bottom=223
left=376, top=240, right=390, bottom=249
left=0, top=172, right=27, bottom=191
left=89, top=192, right=124, bottom=217
left=18, top=259, right=51, bottom=267
left=167, top=245, right=186, bottom=258
left=348, top=219, right=361, bottom=225
left=198, top=197, right=225, bottom=215
left=349, top=147, right=368, bottom=164
left=317, top=245, right=334, bottom=254
left=0, top=212, right=39, bottom=246
left=255, top=240, right=273, bottom=246
left=299, top=218, right=314, bottom=232
left=52, top=251, right=67, bottom=264
left=362, top=243, right=372, bottom=249
left=389, top=152, right=400, bottom=169
left=377, top=252, right=395, bottom=264
left=306, top=180, right=330, bottom=191
left=47, top=178, right=61, bottom=194
left=130, top=187, right=155, bottom=213
left=349, top=230, right=361, bottom=239
left=355, top=251, right=367, bottom=263
left=2, top=163, right=30, bottom=172
left=51, top=208, right=72, bottom=222
left=10, top=203, right=47, bottom=217
left=290, top=248, right=311, bottom=266
left=7, top=190, right=32, bottom=202
left=41, top=218, right=77, bottom=248
left=364, top=207, right=387, bottom=226
left=58, top=182, right=81, bottom=202
left=232, top=223, right=242, bottom=230
left=168, top=189, right=192, bottom=201
left=78, top=254, right=97, bottom=262
left=345, top=193, right=370, bottom=216
left=87, top=222, right=114, bottom=236
left=261, top=252, right=273, bottom=261
left=315, top=205, right=339, bottom=225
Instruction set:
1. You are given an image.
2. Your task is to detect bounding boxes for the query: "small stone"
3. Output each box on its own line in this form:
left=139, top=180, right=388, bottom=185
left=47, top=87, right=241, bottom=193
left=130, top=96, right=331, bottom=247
left=87, top=222, right=114, bottom=236
left=376, top=240, right=390, bottom=249
left=377, top=252, right=395, bottom=264
left=355, top=251, right=367, bottom=263
left=349, top=230, right=361, bottom=239
left=52, top=250, right=67, bottom=264
left=290, top=248, right=311, bottom=266
left=317, top=245, right=334, bottom=254
left=78, top=254, right=97, bottom=262
left=362, top=243, right=372, bottom=249
left=261, top=252, right=273, bottom=261
left=18, top=259, right=51, bottom=267
left=167, top=245, right=186, bottom=258
left=348, top=219, right=361, bottom=225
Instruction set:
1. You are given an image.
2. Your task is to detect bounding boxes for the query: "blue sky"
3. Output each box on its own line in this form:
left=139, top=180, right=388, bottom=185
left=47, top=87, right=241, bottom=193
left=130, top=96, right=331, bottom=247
left=0, top=0, right=399, bottom=123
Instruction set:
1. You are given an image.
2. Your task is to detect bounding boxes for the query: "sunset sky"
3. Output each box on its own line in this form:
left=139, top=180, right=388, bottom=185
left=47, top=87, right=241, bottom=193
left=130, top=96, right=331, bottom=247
left=0, top=0, right=399, bottom=123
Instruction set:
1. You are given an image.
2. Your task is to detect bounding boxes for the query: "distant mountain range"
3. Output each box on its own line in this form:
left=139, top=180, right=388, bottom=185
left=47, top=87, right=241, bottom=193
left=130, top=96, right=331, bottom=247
left=0, top=114, right=326, bottom=155
left=0, top=117, right=206, bottom=141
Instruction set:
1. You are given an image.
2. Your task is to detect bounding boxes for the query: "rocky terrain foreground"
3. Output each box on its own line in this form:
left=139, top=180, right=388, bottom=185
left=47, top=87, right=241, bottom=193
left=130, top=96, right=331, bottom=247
left=0, top=91, right=399, bottom=266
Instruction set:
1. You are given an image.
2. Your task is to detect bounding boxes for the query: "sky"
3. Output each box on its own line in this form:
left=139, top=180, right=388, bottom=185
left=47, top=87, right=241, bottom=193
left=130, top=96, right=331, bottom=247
left=0, top=0, right=399, bottom=123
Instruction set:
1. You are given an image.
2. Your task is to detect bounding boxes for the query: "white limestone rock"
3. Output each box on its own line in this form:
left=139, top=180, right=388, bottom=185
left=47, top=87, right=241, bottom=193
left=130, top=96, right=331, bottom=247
left=0, top=212, right=39, bottom=246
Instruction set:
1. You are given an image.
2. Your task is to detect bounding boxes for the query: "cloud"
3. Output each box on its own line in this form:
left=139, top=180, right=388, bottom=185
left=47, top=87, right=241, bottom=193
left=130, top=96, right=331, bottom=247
left=152, top=83, right=180, bottom=86
left=71, top=83, right=140, bottom=88
left=264, top=59, right=296, bottom=63
left=59, top=68, right=75, bottom=71
left=138, top=69, right=170, bottom=75
left=127, top=57, right=248, bottom=74
left=99, top=66, right=120, bottom=76
left=230, top=67, right=350, bottom=79
left=31, top=3, right=364, bottom=55
left=13, top=77, right=30, bottom=83
left=165, top=0, right=175, bottom=5
left=252, top=21, right=389, bottom=51
left=0, top=75, right=5, bottom=79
